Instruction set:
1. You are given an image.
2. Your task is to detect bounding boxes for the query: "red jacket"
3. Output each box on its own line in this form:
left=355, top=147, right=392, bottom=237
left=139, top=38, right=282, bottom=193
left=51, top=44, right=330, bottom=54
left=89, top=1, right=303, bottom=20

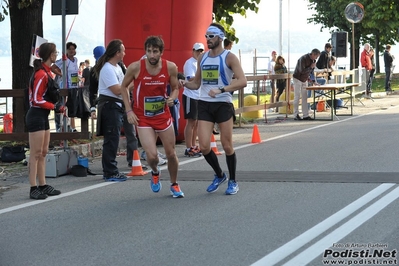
left=30, top=63, right=56, bottom=110
left=360, top=49, right=372, bottom=70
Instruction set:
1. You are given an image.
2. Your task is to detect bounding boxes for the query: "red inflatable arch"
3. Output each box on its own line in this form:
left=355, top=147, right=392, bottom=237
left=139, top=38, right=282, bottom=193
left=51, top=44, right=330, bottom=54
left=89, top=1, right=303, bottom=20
left=105, top=0, right=213, bottom=141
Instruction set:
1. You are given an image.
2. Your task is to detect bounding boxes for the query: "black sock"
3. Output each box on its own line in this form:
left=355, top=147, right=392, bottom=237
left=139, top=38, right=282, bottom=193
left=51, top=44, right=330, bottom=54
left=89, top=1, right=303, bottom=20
left=203, top=150, right=223, bottom=178
left=171, top=183, right=178, bottom=186
left=30, top=186, right=37, bottom=192
left=226, top=152, right=237, bottom=181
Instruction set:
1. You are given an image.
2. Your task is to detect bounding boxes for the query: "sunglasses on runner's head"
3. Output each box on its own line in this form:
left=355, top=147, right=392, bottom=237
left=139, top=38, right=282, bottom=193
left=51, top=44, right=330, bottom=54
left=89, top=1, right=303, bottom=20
left=205, top=34, right=218, bottom=39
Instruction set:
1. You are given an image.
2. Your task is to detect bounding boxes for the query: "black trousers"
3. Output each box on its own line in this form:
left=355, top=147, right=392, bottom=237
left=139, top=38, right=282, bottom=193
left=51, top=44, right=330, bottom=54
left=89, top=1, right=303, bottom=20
left=101, top=101, right=123, bottom=176
left=122, top=112, right=138, bottom=164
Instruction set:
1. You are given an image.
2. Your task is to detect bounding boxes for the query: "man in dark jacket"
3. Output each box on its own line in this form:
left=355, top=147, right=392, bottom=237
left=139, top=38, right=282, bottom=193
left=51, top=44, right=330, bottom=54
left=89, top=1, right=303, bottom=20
left=316, top=43, right=332, bottom=70
left=384, top=44, right=394, bottom=92
left=293, top=49, right=320, bottom=121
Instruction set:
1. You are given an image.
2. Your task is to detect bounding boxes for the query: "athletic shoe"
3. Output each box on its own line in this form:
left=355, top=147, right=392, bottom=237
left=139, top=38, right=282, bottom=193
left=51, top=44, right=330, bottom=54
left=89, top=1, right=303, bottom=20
left=104, top=172, right=127, bottom=182
left=150, top=168, right=162, bottom=192
left=225, top=180, right=239, bottom=195
left=141, top=151, right=167, bottom=166
left=206, top=173, right=227, bottom=193
left=184, top=148, right=202, bottom=157
left=157, top=151, right=167, bottom=159
left=30, top=187, right=48, bottom=200
left=157, top=157, right=167, bottom=166
left=170, top=184, right=184, bottom=198
left=302, top=116, right=314, bottom=120
left=193, top=146, right=202, bottom=155
left=40, top=185, right=61, bottom=196
left=294, top=114, right=302, bottom=120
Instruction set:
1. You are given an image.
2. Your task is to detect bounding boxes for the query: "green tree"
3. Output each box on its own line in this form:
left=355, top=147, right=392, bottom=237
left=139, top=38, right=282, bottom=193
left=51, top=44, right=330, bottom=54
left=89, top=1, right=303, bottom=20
left=308, top=0, right=399, bottom=72
left=2, top=0, right=44, bottom=132
left=213, top=0, right=260, bottom=43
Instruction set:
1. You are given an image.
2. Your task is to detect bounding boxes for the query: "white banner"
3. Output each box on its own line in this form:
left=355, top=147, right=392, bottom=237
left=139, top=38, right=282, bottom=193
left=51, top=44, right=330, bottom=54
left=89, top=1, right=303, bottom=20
left=29, top=34, right=48, bottom=67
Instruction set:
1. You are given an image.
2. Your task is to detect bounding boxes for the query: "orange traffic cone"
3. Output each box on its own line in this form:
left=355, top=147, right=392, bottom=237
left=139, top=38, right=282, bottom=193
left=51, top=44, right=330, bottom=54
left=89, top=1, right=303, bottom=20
left=251, top=124, right=262, bottom=144
left=127, top=150, right=148, bottom=176
left=210, top=134, right=222, bottom=155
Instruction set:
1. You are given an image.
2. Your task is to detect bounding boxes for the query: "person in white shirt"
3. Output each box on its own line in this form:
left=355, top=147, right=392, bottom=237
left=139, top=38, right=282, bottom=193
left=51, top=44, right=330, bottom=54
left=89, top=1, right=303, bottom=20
left=182, top=43, right=204, bottom=157
left=268, top=51, right=277, bottom=95
left=55, top=42, right=79, bottom=132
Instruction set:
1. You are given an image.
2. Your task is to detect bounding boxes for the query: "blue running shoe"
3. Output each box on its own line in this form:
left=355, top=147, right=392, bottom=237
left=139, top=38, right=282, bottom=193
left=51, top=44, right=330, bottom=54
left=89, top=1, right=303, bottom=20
left=170, top=184, right=184, bottom=198
left=150, top=168, right=162, bottom=192
left=206, top=173, right=227, bottom=193
left=104, top=172, right=127, bottom=182
left=225, top=180, right=239, bottom=195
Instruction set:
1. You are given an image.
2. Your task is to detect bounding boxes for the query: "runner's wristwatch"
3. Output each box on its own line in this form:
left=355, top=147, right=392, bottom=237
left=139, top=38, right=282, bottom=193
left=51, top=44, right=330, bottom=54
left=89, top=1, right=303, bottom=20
left=219, top=86, right=225, bottom=93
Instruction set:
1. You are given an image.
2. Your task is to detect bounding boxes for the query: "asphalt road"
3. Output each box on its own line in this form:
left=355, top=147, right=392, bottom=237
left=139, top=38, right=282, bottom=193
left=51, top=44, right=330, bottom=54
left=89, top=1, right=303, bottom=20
left=1, top=95, right=399, bottom=266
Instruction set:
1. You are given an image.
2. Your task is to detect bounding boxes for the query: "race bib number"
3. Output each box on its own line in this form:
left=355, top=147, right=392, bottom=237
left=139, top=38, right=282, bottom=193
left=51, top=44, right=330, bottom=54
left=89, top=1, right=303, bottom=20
left=70, top=72, right=79, bottom=87
left=202, top=65, right=219, bottom=85
left=144, top=96, right=166, bottom=117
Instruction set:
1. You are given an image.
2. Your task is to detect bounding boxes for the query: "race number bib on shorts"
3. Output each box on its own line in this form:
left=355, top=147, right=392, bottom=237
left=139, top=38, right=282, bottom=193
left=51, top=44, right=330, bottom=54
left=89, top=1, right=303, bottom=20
left=202, top=65, right=219, bottom=85
left=144, top=96, right=166, bottom=117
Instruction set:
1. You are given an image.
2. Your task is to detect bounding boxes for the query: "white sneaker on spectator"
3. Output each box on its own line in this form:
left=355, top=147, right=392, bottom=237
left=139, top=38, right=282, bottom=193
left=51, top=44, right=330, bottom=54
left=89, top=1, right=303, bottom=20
left=157, top=151, right=166, bottom=159
left=140, top=150, right=167, bottom=166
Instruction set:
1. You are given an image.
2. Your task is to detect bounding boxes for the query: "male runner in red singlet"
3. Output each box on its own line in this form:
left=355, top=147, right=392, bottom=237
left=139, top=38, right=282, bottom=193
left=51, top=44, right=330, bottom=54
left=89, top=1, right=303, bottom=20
left=120, top=36, right=184, bottom=198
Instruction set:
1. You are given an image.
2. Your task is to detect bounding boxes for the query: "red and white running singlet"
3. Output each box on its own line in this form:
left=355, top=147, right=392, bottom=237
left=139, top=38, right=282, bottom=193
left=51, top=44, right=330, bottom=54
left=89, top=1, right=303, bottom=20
left=133, top=58, right=172, bottom=122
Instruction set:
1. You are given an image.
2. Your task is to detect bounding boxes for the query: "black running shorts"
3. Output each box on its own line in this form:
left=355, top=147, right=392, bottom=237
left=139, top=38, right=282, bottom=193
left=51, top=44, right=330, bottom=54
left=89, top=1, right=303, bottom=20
left=198, top=100, right=235, bottom=123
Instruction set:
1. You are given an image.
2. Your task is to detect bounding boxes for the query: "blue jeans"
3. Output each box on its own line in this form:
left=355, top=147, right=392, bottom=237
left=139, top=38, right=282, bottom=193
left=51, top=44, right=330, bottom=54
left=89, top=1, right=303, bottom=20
left=101, top=101, right=124, bottom=176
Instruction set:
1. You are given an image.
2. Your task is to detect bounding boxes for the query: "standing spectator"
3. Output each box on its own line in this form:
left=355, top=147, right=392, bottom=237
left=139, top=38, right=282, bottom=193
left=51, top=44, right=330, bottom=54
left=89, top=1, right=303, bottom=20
left=268, top=51, right=277, bottom=97
left=89, top=46, right=106, bottom=111
left=384, top=44, right=394, bottom=92
left=183, top=43, right=204, bottom=157
left=26, top=42, right=63, bottom=199
left=89, top=47, right=146, bottom=171
left=223, top=39, right=233, bottom=50
left=326, top=56, right=336, bottom=82
left=92, top=39, right=127, bottom=182
left=316, top=43, right=332, bottom=70
left=121, top=35, right=184, bottom=198
left=81, top=59, right=91, bottom=87
left=367, top=48, right=376, bottom=95
left=293, top=48, right=321, bottom=121
left=55, top=41, right=79, bottom=132
left=274, top=55, right=287, bottom=106
left=182, top=23, right=247, bottom=195
left=360, top=43, right=372, bottom=94
left=78, top=61, right=85, bottom=86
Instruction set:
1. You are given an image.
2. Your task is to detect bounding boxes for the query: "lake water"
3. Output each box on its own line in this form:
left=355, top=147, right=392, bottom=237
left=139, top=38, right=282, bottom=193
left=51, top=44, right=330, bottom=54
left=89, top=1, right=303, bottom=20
left=0, top=51, right=390, bottom=114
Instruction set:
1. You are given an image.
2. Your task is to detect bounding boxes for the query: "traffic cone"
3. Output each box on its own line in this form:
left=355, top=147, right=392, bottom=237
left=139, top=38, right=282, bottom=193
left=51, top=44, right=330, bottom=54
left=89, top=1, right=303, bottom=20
left=251, top=124, right=262, bottom=144
left=210, top=134, right=222, bottom=155
left=127, top=150, right=148, bottom=176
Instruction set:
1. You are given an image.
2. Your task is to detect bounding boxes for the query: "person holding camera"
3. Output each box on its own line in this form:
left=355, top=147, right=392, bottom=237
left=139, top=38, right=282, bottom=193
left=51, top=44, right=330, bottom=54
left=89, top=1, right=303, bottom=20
left=26, top=42, right=64, bottom=200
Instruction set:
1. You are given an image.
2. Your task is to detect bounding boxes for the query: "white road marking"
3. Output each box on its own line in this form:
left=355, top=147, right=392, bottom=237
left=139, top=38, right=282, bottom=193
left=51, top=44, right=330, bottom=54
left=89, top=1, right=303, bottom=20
left=250, top=183, right=396, bottom=266
left=0, top=182, right=112, bottom=215
left=283, top=186, right=399, bottom=266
